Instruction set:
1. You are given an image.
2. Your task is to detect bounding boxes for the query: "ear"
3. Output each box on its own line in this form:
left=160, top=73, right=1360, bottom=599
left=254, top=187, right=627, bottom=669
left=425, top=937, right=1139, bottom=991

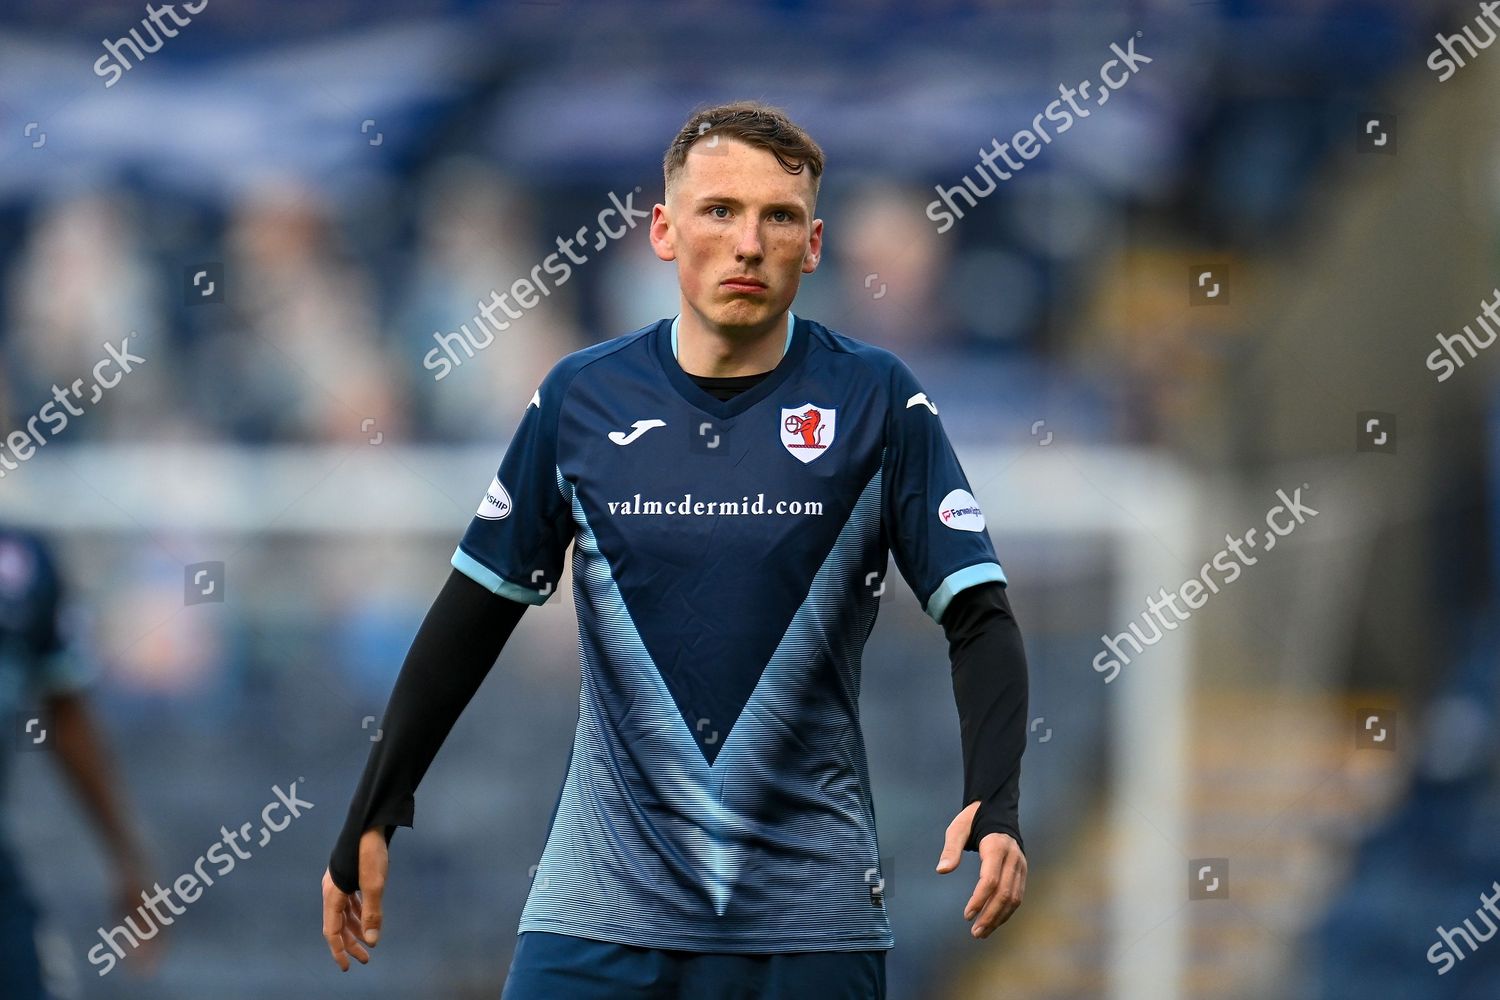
left=802, top=217, right=823, bottom=274
left=650, top=202, right=676, bottom=262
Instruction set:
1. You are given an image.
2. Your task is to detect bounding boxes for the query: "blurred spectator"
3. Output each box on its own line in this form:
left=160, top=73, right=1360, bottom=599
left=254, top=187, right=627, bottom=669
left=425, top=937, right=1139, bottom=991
left=397, top=158, right=584, bottom=442
left=195, top=178, right=405, bottom=444
left=4, top=192, right=178, bottom=440
left=829, top=184, right=964, bottom=360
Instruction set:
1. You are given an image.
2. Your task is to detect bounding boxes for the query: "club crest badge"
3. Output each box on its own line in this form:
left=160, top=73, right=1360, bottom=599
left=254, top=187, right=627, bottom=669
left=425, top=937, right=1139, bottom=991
left=780, top=403, right=836, bottom=463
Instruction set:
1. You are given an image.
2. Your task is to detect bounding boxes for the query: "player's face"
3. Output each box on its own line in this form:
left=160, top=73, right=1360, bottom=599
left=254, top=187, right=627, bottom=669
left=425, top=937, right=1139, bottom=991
left=651, top=138, right=823, bottom=334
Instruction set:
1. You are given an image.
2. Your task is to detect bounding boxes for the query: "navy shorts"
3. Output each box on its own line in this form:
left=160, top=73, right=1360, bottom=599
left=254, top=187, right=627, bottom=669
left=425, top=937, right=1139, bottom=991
left=500, top=931, right=887, bottom=1000
left=0, top=846, right=47, bottom=1000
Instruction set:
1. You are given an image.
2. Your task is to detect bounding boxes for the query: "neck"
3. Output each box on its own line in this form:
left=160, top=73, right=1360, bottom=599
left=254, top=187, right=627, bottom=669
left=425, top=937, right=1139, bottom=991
left=675, top=304, right=791, bottom=377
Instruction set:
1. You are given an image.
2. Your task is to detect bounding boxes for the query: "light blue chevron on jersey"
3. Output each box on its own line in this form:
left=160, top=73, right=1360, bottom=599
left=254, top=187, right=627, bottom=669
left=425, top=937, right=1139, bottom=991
left=517, top=463, right=887, bottom=950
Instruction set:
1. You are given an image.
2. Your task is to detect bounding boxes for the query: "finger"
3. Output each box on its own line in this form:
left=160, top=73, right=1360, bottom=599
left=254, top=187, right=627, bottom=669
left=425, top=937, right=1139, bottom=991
left=963, top=848, right=1000, bottom=924
left=341, top=922, right=371, bottom=965
left=324, top=930, right=349, bottom=970
left=972, top=852, right=1024, bottom=938
left=323, top=889, right=350, bottom=972
left=344, top=901, right=365, bottom=943
left=359, top=830, right=389, bottom=948
left=937, top=825, right=965, bottom=873
left=937, top=803, right=978, bottom=874
left=360, top=879, right=385, bottom=946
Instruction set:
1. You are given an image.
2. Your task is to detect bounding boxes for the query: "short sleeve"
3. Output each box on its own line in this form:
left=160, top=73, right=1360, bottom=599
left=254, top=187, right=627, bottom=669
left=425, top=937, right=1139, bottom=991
left=881, top=359, right=1007, bottom=625
left=451, top=373, right=575, bottom=605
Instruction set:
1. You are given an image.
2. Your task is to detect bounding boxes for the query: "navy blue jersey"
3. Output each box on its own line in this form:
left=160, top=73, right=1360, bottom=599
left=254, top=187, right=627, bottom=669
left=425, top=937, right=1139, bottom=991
left=0, top=529, right=93, bottom=814
left=453, top=312, right=1006, bottom=953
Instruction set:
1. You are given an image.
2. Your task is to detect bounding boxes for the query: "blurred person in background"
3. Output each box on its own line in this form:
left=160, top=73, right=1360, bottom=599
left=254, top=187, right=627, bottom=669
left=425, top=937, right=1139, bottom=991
left=398, top=158, right=585, bottom=442
left=0, top=494, right=159, bottom=996
left=199, top=178, right=406, bottom=443
left=4, top=191, right=180, bottom=441
left=832, top=183, right=964, bottom=362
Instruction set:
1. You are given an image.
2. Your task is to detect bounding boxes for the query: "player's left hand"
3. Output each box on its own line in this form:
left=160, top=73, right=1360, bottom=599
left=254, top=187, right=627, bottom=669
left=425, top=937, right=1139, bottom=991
left=935, top=801, right=1026, bottom=938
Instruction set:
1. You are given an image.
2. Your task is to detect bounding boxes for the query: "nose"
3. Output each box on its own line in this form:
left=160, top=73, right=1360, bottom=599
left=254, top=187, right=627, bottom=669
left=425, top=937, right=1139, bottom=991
left=734, top=219, right=764, bottom=263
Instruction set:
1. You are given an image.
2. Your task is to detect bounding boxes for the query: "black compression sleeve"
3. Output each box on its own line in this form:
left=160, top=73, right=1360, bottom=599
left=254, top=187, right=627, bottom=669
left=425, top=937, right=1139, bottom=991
left=942, top=580, right=1029, bottom=855
left=328, top=568, right=528, bottom=893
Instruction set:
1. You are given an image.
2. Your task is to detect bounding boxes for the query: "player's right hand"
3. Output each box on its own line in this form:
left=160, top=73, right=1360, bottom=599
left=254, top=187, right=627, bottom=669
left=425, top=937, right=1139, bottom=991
left=321, top=827, right=388, bottom=971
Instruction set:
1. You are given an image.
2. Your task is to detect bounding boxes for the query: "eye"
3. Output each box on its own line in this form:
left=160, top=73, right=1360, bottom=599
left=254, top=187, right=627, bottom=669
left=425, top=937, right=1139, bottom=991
left=708, top=205, right=730, bottom=219
left=771, top=210, right=793, bottom=223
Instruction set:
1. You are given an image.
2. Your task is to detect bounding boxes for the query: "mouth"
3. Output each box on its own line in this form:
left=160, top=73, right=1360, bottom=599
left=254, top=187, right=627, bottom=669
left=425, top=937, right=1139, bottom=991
left=721, top=276, right=769, bottom=294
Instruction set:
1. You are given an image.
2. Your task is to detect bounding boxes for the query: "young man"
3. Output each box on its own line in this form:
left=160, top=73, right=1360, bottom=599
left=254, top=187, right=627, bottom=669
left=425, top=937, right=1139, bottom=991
left=0, top=524, right=156, bottom=998
left=323, top=102, right=1029, bottom=1000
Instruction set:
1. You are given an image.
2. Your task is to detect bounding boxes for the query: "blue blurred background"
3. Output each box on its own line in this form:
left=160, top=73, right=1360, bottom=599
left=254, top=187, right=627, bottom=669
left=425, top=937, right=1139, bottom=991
left=1, top=0, right=1495, bottom=997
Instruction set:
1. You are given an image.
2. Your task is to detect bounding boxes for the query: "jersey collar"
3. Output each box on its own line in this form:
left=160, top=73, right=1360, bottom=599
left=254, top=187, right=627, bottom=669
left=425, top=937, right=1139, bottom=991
left=657, top=311, right=806, bottom=419
left=671, top=311, right=794, bottom=363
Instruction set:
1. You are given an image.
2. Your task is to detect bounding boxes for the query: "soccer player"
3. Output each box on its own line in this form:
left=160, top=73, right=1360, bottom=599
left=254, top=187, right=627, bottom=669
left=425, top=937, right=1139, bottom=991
left=0, top=524, right=156, bottom=998
left=323, top=101, right=1029, bottom=1000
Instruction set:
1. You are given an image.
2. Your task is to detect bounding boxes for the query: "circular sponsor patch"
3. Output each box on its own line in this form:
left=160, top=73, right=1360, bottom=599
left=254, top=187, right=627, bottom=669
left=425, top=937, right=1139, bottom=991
left=476, top=476, right=512, bottom=520
left=937, top=488, right=985, bottom=532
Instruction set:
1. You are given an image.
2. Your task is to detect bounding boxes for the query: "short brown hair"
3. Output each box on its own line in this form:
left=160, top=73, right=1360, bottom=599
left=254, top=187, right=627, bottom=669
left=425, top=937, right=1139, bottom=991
left=663, top=101, right=824, bottom=199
